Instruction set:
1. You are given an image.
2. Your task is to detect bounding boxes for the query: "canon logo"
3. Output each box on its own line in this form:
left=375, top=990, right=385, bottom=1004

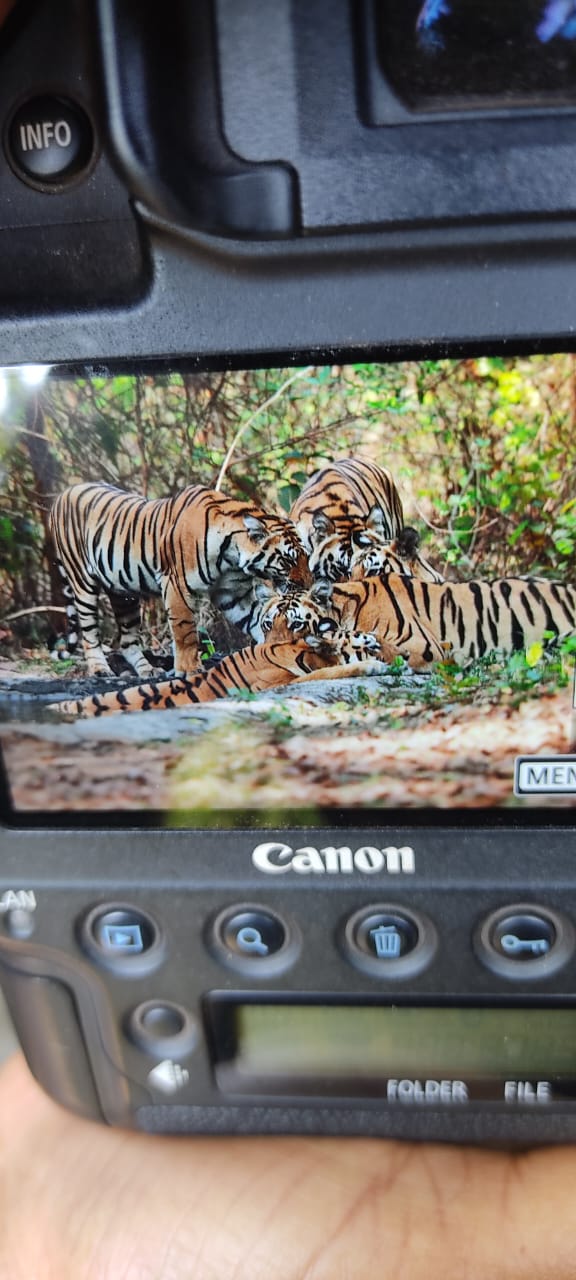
left=252, top=842, right=415, bottom=875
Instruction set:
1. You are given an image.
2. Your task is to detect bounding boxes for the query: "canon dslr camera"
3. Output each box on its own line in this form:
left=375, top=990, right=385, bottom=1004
left=0, top=0, right=575, bottom=1143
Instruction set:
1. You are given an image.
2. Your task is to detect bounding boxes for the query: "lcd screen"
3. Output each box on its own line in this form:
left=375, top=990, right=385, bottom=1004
left=377, top=1, right=576, bottom=109
left=0, top=355, right=574, bottom=823
left=226, top=1003, right=576, bottom=1079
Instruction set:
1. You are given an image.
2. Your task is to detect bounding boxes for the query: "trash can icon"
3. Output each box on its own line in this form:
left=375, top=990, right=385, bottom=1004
left=369, top=924, right=402, bottom=959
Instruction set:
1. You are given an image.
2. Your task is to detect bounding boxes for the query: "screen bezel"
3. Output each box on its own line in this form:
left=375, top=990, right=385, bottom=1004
left=1, top=340, right=575, bottom=832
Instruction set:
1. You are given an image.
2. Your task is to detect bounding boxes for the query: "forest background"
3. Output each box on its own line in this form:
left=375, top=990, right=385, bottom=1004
left=0, top=355, right=575, bottom=658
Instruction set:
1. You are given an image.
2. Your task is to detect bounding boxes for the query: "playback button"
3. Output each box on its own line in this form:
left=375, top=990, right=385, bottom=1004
left=80, top=904, right=164, bottom=975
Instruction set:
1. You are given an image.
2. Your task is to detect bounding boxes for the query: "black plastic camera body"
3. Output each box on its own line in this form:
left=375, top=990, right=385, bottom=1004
left=1, top=0, right=576, bottom=1141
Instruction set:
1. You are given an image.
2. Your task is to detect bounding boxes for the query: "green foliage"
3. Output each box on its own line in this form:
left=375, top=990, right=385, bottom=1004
left=49, top=657, right=76, bottom=672
left=432, top=642, right=573, bottom=706
left=199, top=629, right=216, bottom=663
left=351, top=684, right=371, bottom=705
left=264, top=704, right=294, bottom=731
left=0, top=509, right=41, bottom=576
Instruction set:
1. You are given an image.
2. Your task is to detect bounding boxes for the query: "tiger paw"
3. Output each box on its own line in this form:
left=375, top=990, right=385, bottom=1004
left=86, top=659, right=115, bottom=677
left=130, top=659, right=156, bottom=678
left=119, top=644, right=156, bottom=678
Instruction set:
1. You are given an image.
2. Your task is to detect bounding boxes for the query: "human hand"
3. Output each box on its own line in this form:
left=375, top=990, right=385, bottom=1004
left=1, top=1051, right=575, bottom=1280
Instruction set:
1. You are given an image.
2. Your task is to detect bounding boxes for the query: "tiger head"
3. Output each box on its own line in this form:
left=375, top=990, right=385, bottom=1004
left=306, top=508, right=390, bottom=583
left=253, top=582, right=389, bottom=666
left=252, top=581, right=329, bottom=642
left=348, top=527, right=444, bottom=584
left=228, top=514, right=312, bottom=588
left=302, top=622, right=400, bottom=672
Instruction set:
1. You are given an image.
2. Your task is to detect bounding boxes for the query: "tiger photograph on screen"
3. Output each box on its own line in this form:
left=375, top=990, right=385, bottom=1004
left=0, top=356, right=574, bottom=815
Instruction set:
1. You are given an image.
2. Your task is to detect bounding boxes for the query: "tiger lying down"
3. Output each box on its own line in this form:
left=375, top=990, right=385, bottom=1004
left=322, top=574, right=576, bottom=668
left=52, top=628, right=394, bottom=717
left=52, top=575, right=576, bottom=716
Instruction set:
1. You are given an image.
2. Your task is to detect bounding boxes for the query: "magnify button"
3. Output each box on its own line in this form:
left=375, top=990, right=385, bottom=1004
left=236, top=926, right=269, bottom=956
left=216, top=907, right=289, bottom=967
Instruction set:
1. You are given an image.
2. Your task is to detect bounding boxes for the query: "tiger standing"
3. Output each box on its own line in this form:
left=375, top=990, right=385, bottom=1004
left=50, top=482, right=309, bottom=678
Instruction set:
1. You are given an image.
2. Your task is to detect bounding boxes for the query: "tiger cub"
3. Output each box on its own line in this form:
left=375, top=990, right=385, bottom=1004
left=52, top=630, right=391, bottom=717
left=50, top=482, right=309, bottom=679
left=321, top=575, right=576, bottom=669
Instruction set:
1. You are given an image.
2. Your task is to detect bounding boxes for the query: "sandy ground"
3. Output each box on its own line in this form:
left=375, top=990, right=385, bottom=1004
left=1, top=680, right=573, bottom=813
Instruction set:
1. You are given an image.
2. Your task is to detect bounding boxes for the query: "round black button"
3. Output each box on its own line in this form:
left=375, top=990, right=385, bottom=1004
left=342, top=904, right=437, bottom=978
left=222, top=910, right=286, bottom=958
left=127, top=1001, right=197, bottom=1059
left=81, top=904, right=164, bottom=975
left=492, top=913, right=556, bottom=962
left=7, top=96, right=94, bottom=186
left=210, top=905, right=299, bottom=976
left=475, top=903, right=575, bottom=980
left=354, top=911, right=419, bottom=960
left=141, top=1005, right=186, bottom=1038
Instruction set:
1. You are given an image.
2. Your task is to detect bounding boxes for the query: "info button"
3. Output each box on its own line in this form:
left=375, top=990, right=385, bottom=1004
left=81, top=904, right=164, bottom=976
left=7, top=96, right=95, bottom=187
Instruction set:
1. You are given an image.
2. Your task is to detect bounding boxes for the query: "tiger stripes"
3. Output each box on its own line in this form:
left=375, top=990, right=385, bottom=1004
left=253, top=535, right=447, bottom=643
left=322, top=574, right=576, bottom=669
left=49, top=482, right=309, bottom=679
left=289, top=458, right=442, bottom=583
left=51, top=630, right=392, bottom=716
left=349, top=527, right=444, bottom=585
left=289, top=457, right=408, bottom=581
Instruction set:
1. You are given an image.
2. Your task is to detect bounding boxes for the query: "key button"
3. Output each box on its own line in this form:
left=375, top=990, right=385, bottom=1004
left=476, top=904, right=574, bottom=979
left=495, top=915, right=555, bottom=960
